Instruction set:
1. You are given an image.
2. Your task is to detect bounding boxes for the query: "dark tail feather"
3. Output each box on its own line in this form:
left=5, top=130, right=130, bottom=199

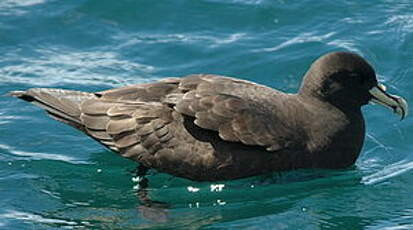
left=9, top=88, right=97, bottom=130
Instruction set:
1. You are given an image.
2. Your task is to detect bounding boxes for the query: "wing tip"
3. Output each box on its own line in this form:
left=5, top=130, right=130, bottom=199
left=8, top=90, right=35, bottom=102
left=8, top=90, right=25, bottom=97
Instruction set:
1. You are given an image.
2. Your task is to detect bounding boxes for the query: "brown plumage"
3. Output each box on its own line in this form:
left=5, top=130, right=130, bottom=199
left=10, top=52, right=408, bottom=181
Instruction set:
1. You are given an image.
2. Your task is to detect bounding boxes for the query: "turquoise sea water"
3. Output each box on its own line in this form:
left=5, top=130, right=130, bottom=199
left=1, top=0, right=413, bottom=229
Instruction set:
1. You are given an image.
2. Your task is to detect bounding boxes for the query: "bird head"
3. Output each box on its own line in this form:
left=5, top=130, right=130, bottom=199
left=299, top=52, right=408, bottom=119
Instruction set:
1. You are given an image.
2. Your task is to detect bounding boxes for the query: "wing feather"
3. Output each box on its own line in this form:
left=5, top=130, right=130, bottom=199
left=106, top=118, right=137, bottom=135
left=77, top=97, right=177, bottom=162
left=174, top=74, right=295, bottom=151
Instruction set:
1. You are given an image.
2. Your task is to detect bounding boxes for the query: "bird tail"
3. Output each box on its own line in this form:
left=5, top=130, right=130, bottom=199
left=9, top=88, right=97, bottom=130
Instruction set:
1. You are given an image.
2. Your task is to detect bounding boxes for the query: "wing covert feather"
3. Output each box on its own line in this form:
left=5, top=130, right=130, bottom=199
left=79, top=99, right=177, bottom=162
left=174, top=75, right=294, bottom=152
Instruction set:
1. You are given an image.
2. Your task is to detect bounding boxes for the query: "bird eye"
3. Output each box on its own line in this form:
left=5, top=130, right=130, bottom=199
left=349, top=72, right=365, bottom=84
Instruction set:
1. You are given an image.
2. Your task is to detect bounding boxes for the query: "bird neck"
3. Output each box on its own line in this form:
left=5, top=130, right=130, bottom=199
left=294, top=93, right=365, bottom=168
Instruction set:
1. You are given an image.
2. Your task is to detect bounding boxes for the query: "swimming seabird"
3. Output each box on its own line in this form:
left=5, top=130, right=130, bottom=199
left=10, top=52, right=408, bottom=181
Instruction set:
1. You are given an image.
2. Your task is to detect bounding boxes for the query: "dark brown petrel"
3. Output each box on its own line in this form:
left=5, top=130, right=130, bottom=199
left=10, top=52, right=408, bottom=181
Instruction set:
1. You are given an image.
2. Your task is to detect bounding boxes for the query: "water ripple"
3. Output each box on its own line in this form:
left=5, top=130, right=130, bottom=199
left=115, top=32, right=247, bottom=49
left=362, top=160, right=413, bottom=185
left=203, top=0, right=266, bottom=5
left=0, top=210, right=78, bottom=226
left=327, top=39, right=360, bottom=53
left=0, top=0, right=45, bottom=16
left=0, top=143, right=88, bottom=164
left=366, top=132, right=393, bottom=154
left=0, top=48, right=157, bottom=87
left=0, top=111, right=28, bottom=125
left=0, top=0, right=412, bottom=229
left=384, top=15, right=413, bottom=42
left=381, top=224, right=413, bottom=230
left=253, top=32, right=336, bottom=53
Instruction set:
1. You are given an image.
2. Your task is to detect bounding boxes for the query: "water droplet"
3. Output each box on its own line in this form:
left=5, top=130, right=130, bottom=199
left=132, top=176, right=141, bottom=182
left=210, top=184, right=225, bottom=192
left=133, top=184, right=140, bottom=190
left=187, top=186, right=200, bottom=192
left=217, top=199, right=226, bottom=206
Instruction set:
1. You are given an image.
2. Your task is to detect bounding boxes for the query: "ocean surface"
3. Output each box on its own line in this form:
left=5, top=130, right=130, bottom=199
left=1, top=0, right=413, bottom=229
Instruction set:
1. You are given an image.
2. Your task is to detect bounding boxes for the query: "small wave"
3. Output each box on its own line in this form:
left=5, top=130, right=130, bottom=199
left=115, top=32, right=247, bottom=49
left=381, top=224, right=413, bottom=230
left=0, top=111, right=27, bottom=125
left=341, top=17, right=363, bottom=24
left=327, top=39, right=360, bottom=53
left=0, top=0, right=44, bottom=7
left=361, top=160, right=413, bottom=185
left=203, top=0, right=266, bottom=5
left=0, top=210, right=78, bottom=226
left=0, top=143, right=88, bottom=164
left=0, top=48, right=157, bottom=87
left=0, top=0, right=45, bottom=16
left=366, top=132, right=393, bottom=154
left=386, top=14, right=413, bottom=30
left=384, top=15, right=413, bottom=42
left=366, top=30, right=386, bottom=35
left=253, top=32, right=336, bottom=53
